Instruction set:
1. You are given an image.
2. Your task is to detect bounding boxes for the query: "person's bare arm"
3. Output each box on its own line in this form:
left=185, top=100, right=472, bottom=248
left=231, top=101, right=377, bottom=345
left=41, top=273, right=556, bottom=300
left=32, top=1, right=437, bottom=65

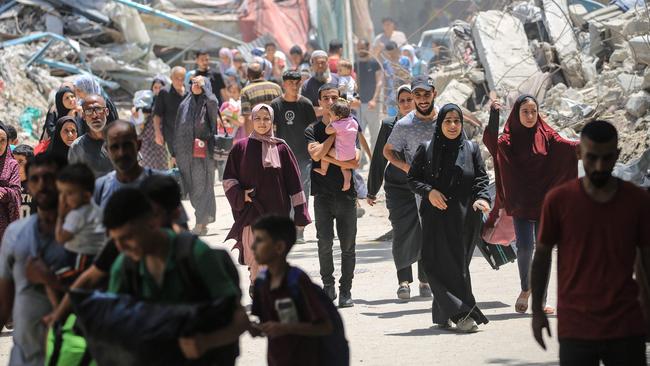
left=307, top=135, right=336, bottom=162
left=383, top=143, right=410, bottom=173
left=153, top=115, right=164, bottom=145
left=349, top=97, right=361, bottom=110
left=370, top=69, right=383, bottom=109
left=258, top=317, right=333, bottom=338
left=324, top=125, right=337, bottom=135
left=358, top=132, right=372, bottom=160
left=55, top=218, right=73, bottom=244
left=43, top=265, right=107, bottom=327
left=179, top=305, right=249, bottom=359
left=531, top=244, right=553, bottom=350
left=0, top=278, right=14, bottom=329
left=322, top=149, right=361, bottom=170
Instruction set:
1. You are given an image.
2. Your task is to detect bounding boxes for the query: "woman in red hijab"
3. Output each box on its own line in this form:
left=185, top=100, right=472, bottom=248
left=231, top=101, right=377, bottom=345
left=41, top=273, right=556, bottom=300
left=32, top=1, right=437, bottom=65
left=483, top=95, right=578, bottom=314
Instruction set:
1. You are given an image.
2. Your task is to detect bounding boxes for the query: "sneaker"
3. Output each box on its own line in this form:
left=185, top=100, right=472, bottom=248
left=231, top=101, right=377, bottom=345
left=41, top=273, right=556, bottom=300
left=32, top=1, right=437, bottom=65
left=436, top=319, right=453, bottom=329
left=323, top=285, right=337, bottom=301
left=455, top=318, right=479, bottom=333
left=339, top=291, right=354, bottom=308
left=419, top=284, right=432, bottom=298
left=397, top=285, right=411, bottom=300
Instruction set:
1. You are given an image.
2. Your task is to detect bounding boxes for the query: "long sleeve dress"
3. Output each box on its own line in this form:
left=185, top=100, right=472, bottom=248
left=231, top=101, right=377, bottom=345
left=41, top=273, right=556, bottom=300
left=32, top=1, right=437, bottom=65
left=223, top=138, right=311, bottom=265
left=367, top=117, right=422, bottom=272
left=408, top=136, right=491, bottom=326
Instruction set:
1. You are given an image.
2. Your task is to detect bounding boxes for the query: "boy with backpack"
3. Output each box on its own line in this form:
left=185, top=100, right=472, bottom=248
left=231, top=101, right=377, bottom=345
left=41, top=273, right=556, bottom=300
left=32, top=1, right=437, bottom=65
left=250, top=215, right=350, bottom=366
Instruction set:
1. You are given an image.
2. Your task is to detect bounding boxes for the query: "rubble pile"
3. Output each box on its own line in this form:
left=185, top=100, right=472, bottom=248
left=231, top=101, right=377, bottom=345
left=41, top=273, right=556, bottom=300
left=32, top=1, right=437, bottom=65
left=432, top=0, right=650, bottom=165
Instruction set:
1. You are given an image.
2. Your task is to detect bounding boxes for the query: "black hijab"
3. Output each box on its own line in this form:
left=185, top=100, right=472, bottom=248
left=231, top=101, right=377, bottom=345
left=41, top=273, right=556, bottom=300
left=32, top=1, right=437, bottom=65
left=55, top=87, right=75, bottom=118
left=430, top=103, right=466, bottom=192
left=47, top=116, right=77, bottom=159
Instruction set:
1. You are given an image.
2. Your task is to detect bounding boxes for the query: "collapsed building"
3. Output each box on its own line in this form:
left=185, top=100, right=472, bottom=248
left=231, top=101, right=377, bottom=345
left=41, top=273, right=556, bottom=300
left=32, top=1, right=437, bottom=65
left=429, top=0, right=649, bottom=183
left=0, top=0, right=647, bottom=183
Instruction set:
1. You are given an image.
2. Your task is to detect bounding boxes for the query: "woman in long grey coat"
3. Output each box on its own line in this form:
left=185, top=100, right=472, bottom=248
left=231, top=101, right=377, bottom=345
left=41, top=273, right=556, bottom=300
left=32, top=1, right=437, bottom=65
left=174, top=75, right=219, bottom=235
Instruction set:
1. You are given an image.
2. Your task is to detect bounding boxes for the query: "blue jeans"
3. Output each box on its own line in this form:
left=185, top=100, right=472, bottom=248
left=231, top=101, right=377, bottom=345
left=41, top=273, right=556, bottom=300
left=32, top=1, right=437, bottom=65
left=513, top=217, right=539, bottom=292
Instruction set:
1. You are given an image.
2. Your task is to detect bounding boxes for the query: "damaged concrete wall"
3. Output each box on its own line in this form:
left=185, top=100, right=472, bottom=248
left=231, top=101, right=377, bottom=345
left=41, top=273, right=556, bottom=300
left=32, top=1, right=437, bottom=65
left=542, top=0, right=585, bottom=87
left=472, top=11, right=545, bottom=95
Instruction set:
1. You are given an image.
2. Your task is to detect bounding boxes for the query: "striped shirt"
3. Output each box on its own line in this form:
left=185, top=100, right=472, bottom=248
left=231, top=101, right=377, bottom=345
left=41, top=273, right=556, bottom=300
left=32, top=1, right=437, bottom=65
left=240, top=79, right=282, bottom=115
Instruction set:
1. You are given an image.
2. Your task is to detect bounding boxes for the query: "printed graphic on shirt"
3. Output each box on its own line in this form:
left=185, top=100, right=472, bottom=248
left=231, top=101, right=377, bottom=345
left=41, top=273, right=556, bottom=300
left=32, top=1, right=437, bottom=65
left=285, top=110, right=295, bottom=125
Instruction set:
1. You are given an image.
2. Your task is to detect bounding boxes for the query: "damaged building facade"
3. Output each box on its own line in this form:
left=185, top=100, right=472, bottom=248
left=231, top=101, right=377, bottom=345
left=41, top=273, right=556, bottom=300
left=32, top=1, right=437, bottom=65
left=0, top=0, right=648, bottom=184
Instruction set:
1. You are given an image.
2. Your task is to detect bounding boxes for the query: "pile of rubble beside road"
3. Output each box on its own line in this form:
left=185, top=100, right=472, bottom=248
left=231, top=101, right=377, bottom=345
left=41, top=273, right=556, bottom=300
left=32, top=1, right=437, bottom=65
left=0, top=0, right=648, bottom=183
left=430, top=0, right=649, bottom=173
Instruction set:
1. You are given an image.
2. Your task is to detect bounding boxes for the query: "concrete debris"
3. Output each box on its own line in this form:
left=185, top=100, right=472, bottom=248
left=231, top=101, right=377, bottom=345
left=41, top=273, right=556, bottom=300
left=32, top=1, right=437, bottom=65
left=625, top=91, right=650, bottom=117
left=617, top=72, right=644, bottom=93
left=542, top=0, right=585, bottom=87
left=628, top=36, right=650, bottom=66
left=642, top=68, right=650, bottom=90
left=472, top=11, right=545, bottom=94
left=437, top=79, right=474, bottom=107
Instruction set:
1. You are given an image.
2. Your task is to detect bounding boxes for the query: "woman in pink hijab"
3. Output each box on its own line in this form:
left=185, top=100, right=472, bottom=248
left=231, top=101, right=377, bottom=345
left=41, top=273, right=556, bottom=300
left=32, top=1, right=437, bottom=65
left=223, top=104, right=311, bottom=296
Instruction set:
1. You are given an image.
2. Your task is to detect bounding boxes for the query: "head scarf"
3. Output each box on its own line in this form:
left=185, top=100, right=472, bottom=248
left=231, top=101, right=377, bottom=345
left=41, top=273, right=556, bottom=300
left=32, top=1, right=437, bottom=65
left=494, top=94, right=578, bottom=219
left=55, top=86, right=75, bottom=118
left=47, top=116, right=77, bottom=159
left=176, top=75, right=219, bottom=139
left=0, top=123, right=22, bottom=226
left=150, top=76, right=167, bottom=91
left=401, top=44, right=419, bottom=64
left=249, top=104, right=283, bottom=168
left=430, top=104, right=465, bottom=191
left=219, top=48, right=234, bottom=74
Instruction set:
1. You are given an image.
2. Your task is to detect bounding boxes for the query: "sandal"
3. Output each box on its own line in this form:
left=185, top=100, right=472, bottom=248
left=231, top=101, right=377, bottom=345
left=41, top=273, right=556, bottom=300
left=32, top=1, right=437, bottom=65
left=543, top=305, right=555, bottom=315
left=515, top=290, right=531, bottom=313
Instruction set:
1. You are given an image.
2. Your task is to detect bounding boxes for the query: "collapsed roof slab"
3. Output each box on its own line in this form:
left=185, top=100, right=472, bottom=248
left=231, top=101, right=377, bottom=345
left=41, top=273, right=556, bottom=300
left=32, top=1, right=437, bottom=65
left=542, top=0, right=585, bottom=88
left=472, top=11, right=545, bottom=96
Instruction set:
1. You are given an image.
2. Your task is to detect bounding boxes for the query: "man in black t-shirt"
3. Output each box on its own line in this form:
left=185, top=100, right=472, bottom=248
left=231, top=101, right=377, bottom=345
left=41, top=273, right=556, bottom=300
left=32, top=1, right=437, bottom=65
left=355, top=39, right=383, bottom=148
left=271, top=71, right=317, bottom=243
left=271, top=71, right=317, bottom=200
left=304, top=84, right=360, bottom=308
left=187, top=49, right=226, bottom=102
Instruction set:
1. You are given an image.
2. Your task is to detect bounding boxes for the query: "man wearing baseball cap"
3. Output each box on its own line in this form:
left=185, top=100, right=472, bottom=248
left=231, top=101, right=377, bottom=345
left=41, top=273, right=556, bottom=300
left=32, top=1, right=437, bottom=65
left=270, top=70, right=317, bottom=243
left=382, top=75, right=438, bottom=298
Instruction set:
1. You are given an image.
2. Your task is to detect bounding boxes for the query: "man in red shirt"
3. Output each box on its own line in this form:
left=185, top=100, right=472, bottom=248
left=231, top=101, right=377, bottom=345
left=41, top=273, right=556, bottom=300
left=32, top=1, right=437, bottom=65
left=531, top=120, right=650, bottom=365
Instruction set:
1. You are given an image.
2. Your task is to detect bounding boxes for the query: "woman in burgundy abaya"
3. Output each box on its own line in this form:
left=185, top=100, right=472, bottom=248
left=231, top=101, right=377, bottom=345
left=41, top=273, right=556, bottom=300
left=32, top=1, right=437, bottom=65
left=483, top=95, right=578, bottom=314
left=223, top=104, right=311, bottom=295
left=0, top=123, right=22, bottom=241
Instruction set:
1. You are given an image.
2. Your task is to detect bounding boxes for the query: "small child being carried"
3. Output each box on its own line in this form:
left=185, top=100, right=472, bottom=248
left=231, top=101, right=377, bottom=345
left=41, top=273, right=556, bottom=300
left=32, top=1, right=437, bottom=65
left=47, top=163, right=105, bottom=306
left=313, top=99, right=358, bottom=191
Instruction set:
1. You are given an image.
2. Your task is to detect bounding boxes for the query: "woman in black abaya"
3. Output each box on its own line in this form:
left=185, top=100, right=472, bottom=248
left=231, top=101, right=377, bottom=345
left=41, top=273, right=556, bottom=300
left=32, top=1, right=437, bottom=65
left=408, top=103, right=491, bottom=332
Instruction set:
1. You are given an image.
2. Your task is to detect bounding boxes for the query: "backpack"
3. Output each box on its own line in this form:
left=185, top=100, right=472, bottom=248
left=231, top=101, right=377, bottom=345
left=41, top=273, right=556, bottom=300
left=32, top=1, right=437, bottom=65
left=256, top=267, right=350, bottom=366
left=46, top=314, right=97, bottom=366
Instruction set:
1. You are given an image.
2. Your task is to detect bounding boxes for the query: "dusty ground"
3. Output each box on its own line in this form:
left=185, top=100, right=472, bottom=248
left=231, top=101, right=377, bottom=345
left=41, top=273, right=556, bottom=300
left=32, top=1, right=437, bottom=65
left=0, top=166, right=561, bottom=366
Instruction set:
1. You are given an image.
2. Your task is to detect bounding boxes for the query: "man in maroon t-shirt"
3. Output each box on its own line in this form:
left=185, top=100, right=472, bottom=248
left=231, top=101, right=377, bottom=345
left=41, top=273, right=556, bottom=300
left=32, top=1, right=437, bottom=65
left=531, top=120, right=650, bottom=365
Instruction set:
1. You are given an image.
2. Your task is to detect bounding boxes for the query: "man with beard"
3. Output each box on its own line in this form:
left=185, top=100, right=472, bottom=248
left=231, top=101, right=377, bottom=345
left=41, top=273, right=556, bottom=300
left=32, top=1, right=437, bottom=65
left=68, top=95, right=113, bottom=177
left=187, top=50, right=227, bottom=102
left=531, top=120, right=650, bottom=365
left=0, top=154, right=69, bottom=365
left=301, top=50, right=340, bottom=117
left=93, top=120, right=156, bottom=208
left=384, top=76, right=437, bottom=178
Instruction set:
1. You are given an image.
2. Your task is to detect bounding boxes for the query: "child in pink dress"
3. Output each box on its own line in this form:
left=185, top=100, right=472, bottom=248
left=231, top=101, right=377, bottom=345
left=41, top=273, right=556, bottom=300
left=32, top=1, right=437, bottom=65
left=313, top=99, right=358, bottom=191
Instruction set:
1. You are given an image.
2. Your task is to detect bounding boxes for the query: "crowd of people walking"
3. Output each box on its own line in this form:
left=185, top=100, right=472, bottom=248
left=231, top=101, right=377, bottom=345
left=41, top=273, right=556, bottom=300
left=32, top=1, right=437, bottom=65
left=0, top=19, right=648, bottom=366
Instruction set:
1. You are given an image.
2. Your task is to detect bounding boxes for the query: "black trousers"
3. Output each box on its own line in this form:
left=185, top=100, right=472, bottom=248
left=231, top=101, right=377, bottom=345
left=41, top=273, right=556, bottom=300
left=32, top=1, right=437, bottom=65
left=396, top=259, right=428, bottom=284
left=314, top=193, right=357, bottom=293
left=559, top=336, right=646, bottom=366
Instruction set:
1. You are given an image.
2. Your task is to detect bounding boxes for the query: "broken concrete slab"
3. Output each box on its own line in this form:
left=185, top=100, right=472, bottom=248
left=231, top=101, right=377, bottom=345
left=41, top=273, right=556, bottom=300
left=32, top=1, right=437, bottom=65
left=568, top=4, right=588, bottom=29
left=542, top=0, right=585, bottom=87
left=617, top=72, right=644, bottom=93
left=436, top=79, right=474, bottom=107
left=472, top=11, right=545, bottom=94
left=625, top=91, right=650, bottom=117
left=642, top=68, right=650, bottom=91
left=629, top=36, right=650, bottom=65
